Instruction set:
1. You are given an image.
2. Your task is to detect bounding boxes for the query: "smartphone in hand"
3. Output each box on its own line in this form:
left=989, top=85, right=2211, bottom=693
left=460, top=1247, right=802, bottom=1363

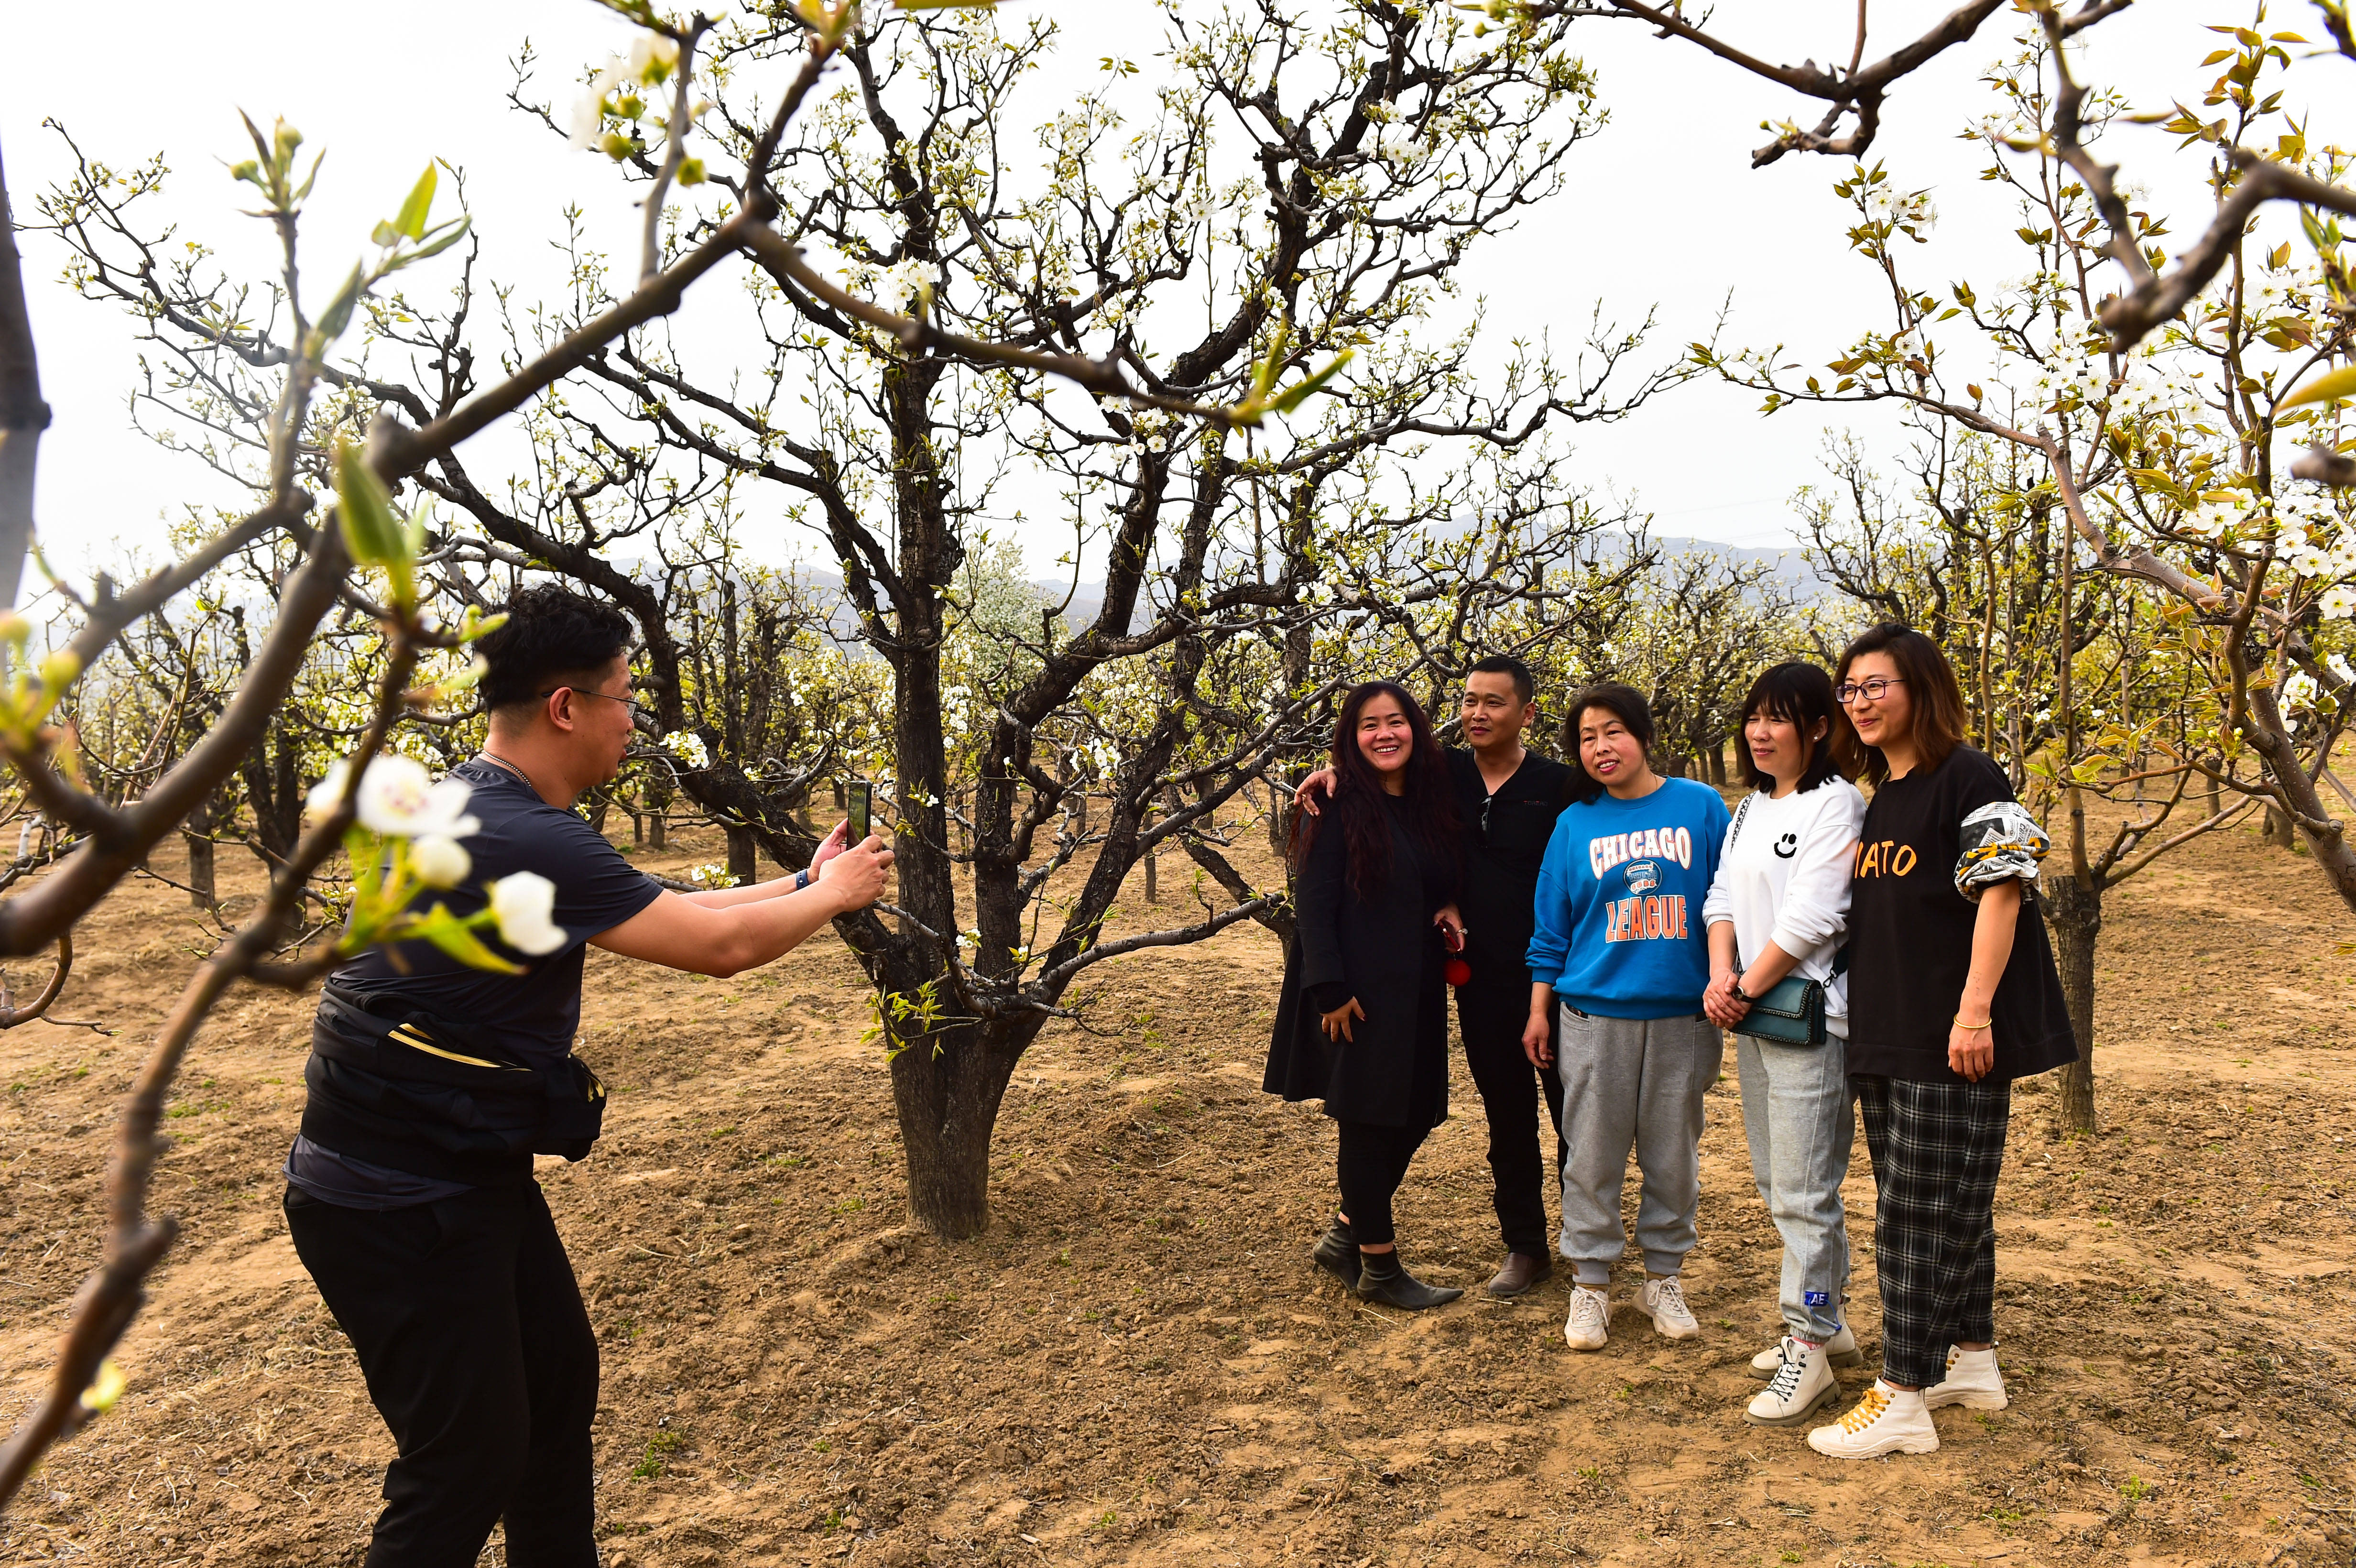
left=847, top=781, right=872, bottom=843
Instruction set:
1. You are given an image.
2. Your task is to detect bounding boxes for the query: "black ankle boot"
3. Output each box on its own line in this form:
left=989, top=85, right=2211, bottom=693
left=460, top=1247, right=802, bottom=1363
left=1354, top=1248, right=1463, bottom=1310
left=1311, top=1218, right=1360, bottom=1289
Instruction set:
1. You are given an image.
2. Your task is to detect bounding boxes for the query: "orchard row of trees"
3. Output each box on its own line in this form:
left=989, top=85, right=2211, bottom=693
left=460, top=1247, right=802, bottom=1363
left=0, top=0, right=2352, bottom=1508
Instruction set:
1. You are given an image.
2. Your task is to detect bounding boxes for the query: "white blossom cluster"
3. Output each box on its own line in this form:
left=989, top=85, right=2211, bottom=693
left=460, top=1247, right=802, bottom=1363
left=849, top=257, right=931, bottom=315
left=303, top=755, right=564, bottom=955
left=1864, top=184, right=1938, bottom=240
left=567, top=34, right=684, bottom=153
left=665, top=730, right=710, bottom=769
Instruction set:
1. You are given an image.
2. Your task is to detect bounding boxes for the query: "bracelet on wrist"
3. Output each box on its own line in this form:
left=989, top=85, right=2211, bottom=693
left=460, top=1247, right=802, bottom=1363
left=1953, top=1013, right=1991, bottom=1032
left=795, top=868, right=812, bottom=892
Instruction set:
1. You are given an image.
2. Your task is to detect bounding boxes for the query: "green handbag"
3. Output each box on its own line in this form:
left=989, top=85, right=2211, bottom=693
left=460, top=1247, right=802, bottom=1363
left=1724, top=792, right=1843, bottom=1049
left=1732, top=970, right=1832, bottom=1048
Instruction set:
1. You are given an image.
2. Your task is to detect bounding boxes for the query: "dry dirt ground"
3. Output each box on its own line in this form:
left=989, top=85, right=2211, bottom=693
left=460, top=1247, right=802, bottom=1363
left=1, top=810, right=2354, bottom=1568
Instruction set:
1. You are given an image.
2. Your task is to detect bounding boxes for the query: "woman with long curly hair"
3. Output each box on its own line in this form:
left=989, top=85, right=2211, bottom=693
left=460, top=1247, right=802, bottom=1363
left=1265, top=681, right=1467, bottom=1310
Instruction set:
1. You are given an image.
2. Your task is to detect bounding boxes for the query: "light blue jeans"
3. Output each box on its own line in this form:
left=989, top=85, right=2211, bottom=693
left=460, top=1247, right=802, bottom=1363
left=1734, top=1032, right=1855, bottom=1343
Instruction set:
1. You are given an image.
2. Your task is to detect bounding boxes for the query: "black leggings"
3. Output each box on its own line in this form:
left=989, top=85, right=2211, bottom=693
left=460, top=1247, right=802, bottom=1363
left=1336, top=1119, right=1433, bottom=1246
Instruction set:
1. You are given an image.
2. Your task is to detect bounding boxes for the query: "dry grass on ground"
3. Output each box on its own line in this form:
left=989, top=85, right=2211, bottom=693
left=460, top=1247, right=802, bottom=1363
left=1, top=807, right=2353, bottom=1568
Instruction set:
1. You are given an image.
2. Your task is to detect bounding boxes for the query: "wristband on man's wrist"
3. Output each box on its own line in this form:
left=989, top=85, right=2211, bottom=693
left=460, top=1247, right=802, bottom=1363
left=795, top=868, right=812, bottom=892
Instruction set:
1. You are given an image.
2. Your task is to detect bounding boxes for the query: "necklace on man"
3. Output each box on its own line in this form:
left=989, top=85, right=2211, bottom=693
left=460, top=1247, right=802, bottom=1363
left=480, top=749, right=544, bottom=799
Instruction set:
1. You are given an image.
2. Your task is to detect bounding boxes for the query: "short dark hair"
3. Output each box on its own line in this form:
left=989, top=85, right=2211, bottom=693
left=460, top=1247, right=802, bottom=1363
left=476, top=584, right=636, bottom=715
left=1563, top=682, right=1656, bottom=802
left=1736, top=662, right=1850, bottom=793
left=1833, top=622, right=1970, bottom=785
left=1467, top=654, right=1536, bottom=707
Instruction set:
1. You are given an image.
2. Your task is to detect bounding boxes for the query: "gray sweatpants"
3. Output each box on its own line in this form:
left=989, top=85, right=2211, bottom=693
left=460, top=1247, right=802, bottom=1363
left=1555, top=1006, right=1722, bottom=1284
left=1735, top=1033, right=1854, bottom=1343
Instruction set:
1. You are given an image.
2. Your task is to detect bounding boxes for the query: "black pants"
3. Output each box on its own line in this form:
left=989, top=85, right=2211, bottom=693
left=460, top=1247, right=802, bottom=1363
left=1855, top=1075, right=2009, bottom=1388
left=1335, top=1120, right=1433, bottom=1246
left=284, top=1182, right=600, bottom=1568
left=1458, top=974, right=1566, bottom=1255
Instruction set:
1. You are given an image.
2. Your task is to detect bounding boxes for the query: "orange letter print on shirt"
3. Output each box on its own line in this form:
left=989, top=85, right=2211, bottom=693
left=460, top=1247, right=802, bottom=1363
left=1852, top=841, right=1918, bottom=878
left=1603, top=893, right=1689, bottom=943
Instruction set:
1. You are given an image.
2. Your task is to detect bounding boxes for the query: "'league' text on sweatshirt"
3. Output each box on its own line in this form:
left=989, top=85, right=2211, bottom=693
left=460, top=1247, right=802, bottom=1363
left=1527, top=776, right=1731, bottom=1019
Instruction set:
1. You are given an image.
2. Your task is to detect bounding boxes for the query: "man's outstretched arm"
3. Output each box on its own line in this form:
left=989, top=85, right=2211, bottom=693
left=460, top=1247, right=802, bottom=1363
left=673, top=821, right=850, bottom=909
left=591, top=833, right=893, bottom=977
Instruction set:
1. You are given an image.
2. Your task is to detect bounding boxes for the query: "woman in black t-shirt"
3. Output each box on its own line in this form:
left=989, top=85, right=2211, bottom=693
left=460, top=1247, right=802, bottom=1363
left=1805, top=625, right=2074, bottom=1461
left=1265, top=681, right=1467, bottom=1311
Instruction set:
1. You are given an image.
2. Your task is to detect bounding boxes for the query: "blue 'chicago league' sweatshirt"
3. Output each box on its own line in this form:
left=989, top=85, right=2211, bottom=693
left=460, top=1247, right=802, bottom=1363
left=1525, top=776, right=1731, bottom=1020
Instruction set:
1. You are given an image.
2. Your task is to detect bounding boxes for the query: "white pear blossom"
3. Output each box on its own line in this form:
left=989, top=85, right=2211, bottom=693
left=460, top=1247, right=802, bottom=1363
left=307, top=757, right=482, bottom=841
left=1904, top=193, right=1938, bottom=239
left=411, top=834, right=472, bottom=889
left=2283, top=671, right=2320, bottom=710
left=2282, top=540, right=2332, bottom=577
left=567, top=90, right=607, bottom=150
left=305, top=760, right=355, bottom=817
left=2328, top=653, right=2355, bottom=684
left=487, top=871, right=567, bottom=956
left=628, top=34, right=680, bottom=80
left=689, top=862, right=739, bottom=889
left=2183, top=500, right=2242, bottom=541
left=665, top=730, right=710, bottom=769
left=873, top=258, right=930, bottom=314
left=1378, top=131, right=1429, bottom=168
left=357, top=758, right=481, bottom=840
left=2319, top=585, right=2356, bottom=620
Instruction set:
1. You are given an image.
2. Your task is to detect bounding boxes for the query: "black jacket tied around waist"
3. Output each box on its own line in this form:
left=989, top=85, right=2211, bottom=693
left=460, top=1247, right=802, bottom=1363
left=299, top=986, right=608, bottom=1187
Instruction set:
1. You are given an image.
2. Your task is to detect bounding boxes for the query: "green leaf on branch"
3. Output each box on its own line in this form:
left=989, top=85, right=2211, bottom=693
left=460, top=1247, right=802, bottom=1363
left=311, top=261, right=365, bottom=353
left=2282, top=363, right=2356, bottom=409
left=1268, top=350, right=1353, bottom=415
left=334, top=441, right=419, bottom=610
left=409, top=907, right=528, bottom=975
left=393, top=163, right=438, bottom=242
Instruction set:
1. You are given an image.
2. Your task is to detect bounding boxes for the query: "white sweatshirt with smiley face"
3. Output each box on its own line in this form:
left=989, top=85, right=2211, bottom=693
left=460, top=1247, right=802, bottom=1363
left=1700, top=776, right=1868, bottom=1035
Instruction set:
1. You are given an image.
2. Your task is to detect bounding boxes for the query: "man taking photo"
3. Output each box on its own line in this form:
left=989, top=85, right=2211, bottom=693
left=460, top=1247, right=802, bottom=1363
left=1295, top=654, right=1575, bottom=1296
left=283, top=583, right=892, bottom=1568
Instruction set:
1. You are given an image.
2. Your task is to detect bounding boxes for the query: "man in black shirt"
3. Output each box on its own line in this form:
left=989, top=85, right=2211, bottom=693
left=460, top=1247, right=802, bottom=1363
left=285, top=585, right=892, bottom=1568
left=1297, top=655, right=1575, bottom=1296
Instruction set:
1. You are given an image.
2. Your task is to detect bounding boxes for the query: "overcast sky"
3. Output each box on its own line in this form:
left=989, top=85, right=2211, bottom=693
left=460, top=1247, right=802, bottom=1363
left=9, top=0, right=2311, bottom=587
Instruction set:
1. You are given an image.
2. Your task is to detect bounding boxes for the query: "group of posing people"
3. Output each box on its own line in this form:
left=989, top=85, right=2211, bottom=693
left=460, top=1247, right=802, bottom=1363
left=1264, top=624, right=2075, bottom=1459
left=282, top=585, right=2072, bottom=1566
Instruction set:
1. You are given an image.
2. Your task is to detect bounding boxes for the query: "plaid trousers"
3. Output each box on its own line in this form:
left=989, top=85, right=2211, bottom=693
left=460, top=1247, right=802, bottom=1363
left=1855, top=1075, right=2010, bottom=1388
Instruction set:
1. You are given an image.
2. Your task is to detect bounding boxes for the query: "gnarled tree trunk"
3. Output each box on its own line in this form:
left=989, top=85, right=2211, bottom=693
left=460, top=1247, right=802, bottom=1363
left=182, top=833, right=215, bottom=908
left=886, top=1019, right=1030, bottom=1237
left=2045, top=872, right=2101, bottom=1136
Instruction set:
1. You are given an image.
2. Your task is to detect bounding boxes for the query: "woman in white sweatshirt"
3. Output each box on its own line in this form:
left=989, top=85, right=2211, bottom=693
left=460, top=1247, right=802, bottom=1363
left=1701, top=662, right=1867, bottom=1428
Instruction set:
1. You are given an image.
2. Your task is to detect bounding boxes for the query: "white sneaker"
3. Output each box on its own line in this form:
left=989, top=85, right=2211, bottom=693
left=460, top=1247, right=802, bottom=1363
left=1925, top=1344, right=2008, bottom=1410
left=1806, top=1381, right=1939, bottom=1458
left=1640, top=1275, right=1701, bottom=1340
left=1745, top=1339, right=1840, bottom=1427
left=1563, top=1285, right=1610, bottom=1351
left=1750, top=1322, right=1863, bottom=1379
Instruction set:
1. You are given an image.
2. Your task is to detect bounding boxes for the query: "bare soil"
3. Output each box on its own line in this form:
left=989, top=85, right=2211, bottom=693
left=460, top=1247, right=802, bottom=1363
left=2, top=810, right=2354, bottom=1568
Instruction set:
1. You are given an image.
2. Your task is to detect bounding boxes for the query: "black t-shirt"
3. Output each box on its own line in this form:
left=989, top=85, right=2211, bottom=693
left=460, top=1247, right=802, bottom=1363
left=1844, top=745, right=2075, bottom=1083
left=330, top=759, right=665, bottom=1070
left=1446, top=746, right=1577, bottom=982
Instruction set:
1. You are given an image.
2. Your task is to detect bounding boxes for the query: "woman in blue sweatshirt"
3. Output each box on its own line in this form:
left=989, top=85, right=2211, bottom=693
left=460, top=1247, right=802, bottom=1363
left=1523, top=684, right=1730, bottom=1352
